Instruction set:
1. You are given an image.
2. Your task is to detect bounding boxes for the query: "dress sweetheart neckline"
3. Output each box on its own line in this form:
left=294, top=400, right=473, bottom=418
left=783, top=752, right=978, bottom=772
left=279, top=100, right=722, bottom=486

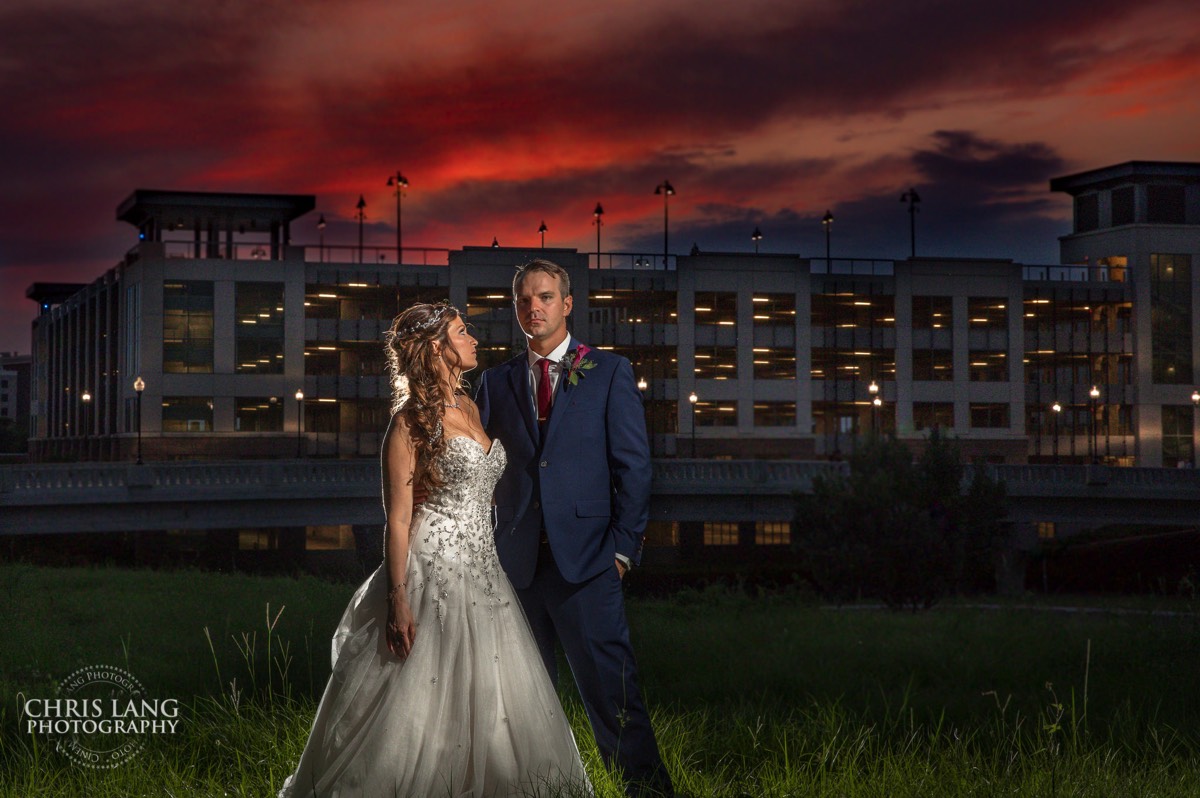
left=445, top=436, right=497, bottom=456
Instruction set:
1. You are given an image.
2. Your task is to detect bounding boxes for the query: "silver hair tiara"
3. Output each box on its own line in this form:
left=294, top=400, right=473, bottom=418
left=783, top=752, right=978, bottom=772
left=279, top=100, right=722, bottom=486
left=397, top=305, right=451, bottom=338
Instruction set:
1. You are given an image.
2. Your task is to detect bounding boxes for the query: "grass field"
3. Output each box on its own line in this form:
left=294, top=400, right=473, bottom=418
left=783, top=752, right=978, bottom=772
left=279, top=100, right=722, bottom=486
left=1, top=563, right=1199, bottom=796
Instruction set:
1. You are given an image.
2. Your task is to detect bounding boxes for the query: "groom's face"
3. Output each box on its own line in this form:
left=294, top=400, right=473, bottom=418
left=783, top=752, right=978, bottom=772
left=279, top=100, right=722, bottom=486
left=515, top=271, right=573, bottom=346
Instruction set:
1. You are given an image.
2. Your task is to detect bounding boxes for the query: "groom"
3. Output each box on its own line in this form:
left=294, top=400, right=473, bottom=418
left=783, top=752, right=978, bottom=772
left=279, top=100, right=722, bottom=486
left=476, top=259, right=675, bottom=797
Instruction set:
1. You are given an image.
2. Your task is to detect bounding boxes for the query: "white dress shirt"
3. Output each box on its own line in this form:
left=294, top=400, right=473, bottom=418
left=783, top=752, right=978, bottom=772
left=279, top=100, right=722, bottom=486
left=526, top=336, right=572, bottom=416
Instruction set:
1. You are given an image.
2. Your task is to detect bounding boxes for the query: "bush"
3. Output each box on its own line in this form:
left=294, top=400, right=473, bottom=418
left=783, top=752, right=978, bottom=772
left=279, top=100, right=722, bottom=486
left=794, top=429, right=1006, bottom=609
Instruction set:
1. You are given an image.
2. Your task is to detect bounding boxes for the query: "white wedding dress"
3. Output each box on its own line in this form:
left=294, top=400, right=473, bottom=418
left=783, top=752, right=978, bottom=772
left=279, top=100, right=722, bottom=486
left=278, top=437, right=591, bottom=798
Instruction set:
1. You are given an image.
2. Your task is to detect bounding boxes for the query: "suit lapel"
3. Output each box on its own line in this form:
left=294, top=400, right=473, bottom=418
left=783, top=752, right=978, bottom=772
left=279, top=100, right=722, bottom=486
left=506, top=356, right=538, bottom=444
left=541, top=336, right=579, bottom=449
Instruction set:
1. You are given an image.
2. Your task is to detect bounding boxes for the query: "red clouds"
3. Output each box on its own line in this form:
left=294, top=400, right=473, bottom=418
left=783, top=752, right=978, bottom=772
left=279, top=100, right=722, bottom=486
left=1, top=0, right=1198, bottom=351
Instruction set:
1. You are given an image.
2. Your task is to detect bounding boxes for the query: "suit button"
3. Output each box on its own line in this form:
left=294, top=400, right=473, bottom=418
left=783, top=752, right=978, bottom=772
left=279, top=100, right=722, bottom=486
left=540, top=460, right=548, bottom=468
left=533, top=501, right=540, bottom=509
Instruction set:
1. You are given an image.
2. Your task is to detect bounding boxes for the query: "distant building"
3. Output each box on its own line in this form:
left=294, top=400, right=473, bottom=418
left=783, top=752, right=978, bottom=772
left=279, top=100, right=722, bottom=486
left=24, top=163, right=1200, bottom=467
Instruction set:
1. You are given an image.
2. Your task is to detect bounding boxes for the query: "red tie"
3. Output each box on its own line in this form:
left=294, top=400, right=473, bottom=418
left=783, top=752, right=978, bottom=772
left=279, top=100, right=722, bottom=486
left=537, top=357, right=552, bottom=433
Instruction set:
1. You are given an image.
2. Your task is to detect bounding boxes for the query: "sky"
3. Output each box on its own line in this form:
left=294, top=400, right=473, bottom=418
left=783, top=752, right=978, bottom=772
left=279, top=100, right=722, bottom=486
left=2, top=0, right=1199, bottom=354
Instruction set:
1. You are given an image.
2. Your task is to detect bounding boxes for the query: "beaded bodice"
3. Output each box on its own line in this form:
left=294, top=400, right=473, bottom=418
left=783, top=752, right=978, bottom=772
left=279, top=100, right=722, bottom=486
left=415, top=436, right=507, bottom=624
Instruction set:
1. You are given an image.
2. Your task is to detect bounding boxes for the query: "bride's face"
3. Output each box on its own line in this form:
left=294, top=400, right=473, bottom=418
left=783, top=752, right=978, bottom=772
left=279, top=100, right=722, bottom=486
left=437, top=315, right=478, bottom=376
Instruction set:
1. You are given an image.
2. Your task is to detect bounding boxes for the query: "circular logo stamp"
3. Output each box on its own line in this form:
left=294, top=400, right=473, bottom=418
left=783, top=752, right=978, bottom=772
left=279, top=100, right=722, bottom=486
left=20, top=664, right=181, bottom=769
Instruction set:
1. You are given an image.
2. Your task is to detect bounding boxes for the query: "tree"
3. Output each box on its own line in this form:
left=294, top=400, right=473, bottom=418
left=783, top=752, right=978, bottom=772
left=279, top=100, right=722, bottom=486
left=794, top=429, right=1007, bottom=609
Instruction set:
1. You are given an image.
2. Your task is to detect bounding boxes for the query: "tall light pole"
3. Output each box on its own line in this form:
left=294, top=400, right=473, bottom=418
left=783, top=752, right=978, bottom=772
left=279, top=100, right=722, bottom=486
left=1051, top=401, right=1062, bottom=464
left=355, top=195, right=367, bottom=264
left=751, top=226, right=763, bottom=254
left=295, top=389, right=305, bottom=458
left=1191, top=389, right=1199, bottom=467
left=133, top=376, right=145, bottom=465
left=81, top=390, right=91, bottom=459
left=821, top=210, right=833, bottom=264
left=901, top=188, right=921, bottom=257
left=317, top=214, right=326, bottom=263
left=637, top=377, right=650, bottom=455
left=386, top=172, right=408, bottom=262
left=592, top=203, right=604, bottom=260
left=538, top=220, right=548, bottom=249
left=654, top=181, right=674, bottom=267
left=868, top=379, right=880, bottom=433
left=1089, top=385, right=1101, bottom=464
left=688, top=390, right=698, bottom=458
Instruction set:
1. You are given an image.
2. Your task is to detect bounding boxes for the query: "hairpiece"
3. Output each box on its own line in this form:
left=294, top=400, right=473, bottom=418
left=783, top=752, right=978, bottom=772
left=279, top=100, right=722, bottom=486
left=397, top=304, right=451, bottom=337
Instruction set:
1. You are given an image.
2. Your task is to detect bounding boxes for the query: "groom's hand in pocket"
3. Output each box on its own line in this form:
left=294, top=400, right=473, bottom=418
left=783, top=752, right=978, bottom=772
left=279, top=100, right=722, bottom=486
left=615, top=559, right=627, bottom=580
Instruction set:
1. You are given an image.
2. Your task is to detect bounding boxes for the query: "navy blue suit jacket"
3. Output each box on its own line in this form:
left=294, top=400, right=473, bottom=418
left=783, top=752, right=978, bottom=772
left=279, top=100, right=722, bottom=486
left=476, top=338, right=651, bottom=589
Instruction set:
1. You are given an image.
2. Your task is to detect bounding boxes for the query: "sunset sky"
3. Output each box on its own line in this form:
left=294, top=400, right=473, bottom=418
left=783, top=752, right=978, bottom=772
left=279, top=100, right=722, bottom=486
left=2, top=0, right=1199, bottom=353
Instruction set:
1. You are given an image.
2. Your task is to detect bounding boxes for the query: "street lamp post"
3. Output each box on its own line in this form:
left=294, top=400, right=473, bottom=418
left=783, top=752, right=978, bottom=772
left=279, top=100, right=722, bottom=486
left=688, top=390, right=698, bottom=458
left=654, top=181, right=674, bottom=267
left=1191, top=389, right=1199, bottom=467
left=133, top=377, right=145, bottom=465
left=637, top=377, right=649, bottom=454
left=1089, top=385, right=1101, bottom=464
left=355, top=195, right=367, bottom=263
left=900, top=188, right=921, bottom=257
left=81, top=390, right=91, bottom=460
left=386, top=172, right=408, bottom=262
left=1051, top=401, right=1062, bottom=464
left=295, top=389, right=305, bottom=458
left=751, top=226, right=763, bottom=254
left=538, top=220, right=548, bottom=249
left=821, top=210, right=833, bottom=264
left=592, top=203, right=604, bottom=260
left=317, top=214, right=326, bottom=263
left=868, top=380, right=880, bottom=433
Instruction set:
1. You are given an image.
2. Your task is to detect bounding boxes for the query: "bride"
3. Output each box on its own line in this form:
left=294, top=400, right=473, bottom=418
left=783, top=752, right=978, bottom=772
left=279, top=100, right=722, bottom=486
left=278, top=302, right=591, bottom=797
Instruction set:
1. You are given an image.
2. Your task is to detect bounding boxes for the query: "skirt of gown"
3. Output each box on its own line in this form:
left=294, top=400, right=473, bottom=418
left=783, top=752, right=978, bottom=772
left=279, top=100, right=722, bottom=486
left=278, top=498, right=591, bottom=797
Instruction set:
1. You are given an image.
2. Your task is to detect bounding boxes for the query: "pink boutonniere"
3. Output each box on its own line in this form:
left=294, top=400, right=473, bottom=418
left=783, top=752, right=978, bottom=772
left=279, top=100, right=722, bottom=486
left=559, top=344, right=597, bottom=387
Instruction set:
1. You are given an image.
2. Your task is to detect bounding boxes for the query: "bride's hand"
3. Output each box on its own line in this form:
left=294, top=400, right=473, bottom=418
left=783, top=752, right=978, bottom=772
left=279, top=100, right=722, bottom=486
left=386, top=596, right=417, bottom=660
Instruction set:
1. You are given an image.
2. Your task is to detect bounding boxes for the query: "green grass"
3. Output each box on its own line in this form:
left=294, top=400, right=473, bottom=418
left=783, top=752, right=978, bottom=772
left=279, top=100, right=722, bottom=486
left=1, top=563, right=1199, bottom=796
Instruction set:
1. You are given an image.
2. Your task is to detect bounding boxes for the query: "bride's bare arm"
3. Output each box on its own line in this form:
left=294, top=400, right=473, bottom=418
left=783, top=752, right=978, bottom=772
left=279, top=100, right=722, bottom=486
left=381, top=412, right=418, bottom=659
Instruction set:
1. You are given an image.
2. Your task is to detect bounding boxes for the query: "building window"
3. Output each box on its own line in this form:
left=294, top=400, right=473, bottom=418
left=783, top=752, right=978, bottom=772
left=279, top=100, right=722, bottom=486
left=1147, top=185, right=1186, bottom=224
left=162, top=397, right=213, bottom=432
left=912, top=296, right=952, bottom=329
left=755, top=521, right=790, bottom=545
left=304, top=344, right=340, bottom=376
left=1162, top=405, right=1194, bottom=468
left=752, top=347, right=796, bottom=380
left=967, top=297, right=1008, bottom=331
left=467, top=288, right=518, bottom=375
left=1075, top=194, right=1099, bottom=232
left=694, top=346, right=737, bottom=380
left=236, top=282, right=284, bottom=374
left=235, top=397, right=283, bottom=432
left=644, top=520, right=679, bottom=547
left=751, top=294, right=796, bottom=327
left=695, top=401, right=737, bottom=427
left=754, top=402, right=796, bottom=427
left=1111, top=187, right=1134, bottom=226
left=1151, top=254, right=1193, bottom=384
left=589, top=288, right=677, bottom=329
left=163, top=280, right=213, bottom=373
left=913, top=402, right=954, bottom=431
left=305, top=401, right=339, bottom=434
left=600, top=345, right=678, bottom=380
left=693, top=292, right=737, bottom=326
left=645, top=400, right=678, bottom=434
left=969, top=403, right=1009, bottom=429
left=703, top=522, right=738, bottom=546
left=913, top=349, right=953, bottom=381
left=812, top=289, right=896, bottom=329
left=810, top=348, right=895, bottom=383
left=969, top=351, right=1007, bottom=382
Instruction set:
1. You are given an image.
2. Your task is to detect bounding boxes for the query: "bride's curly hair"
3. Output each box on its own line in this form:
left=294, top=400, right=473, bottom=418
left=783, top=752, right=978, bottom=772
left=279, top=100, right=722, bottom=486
left=384, top=301, right=467, bottom=494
